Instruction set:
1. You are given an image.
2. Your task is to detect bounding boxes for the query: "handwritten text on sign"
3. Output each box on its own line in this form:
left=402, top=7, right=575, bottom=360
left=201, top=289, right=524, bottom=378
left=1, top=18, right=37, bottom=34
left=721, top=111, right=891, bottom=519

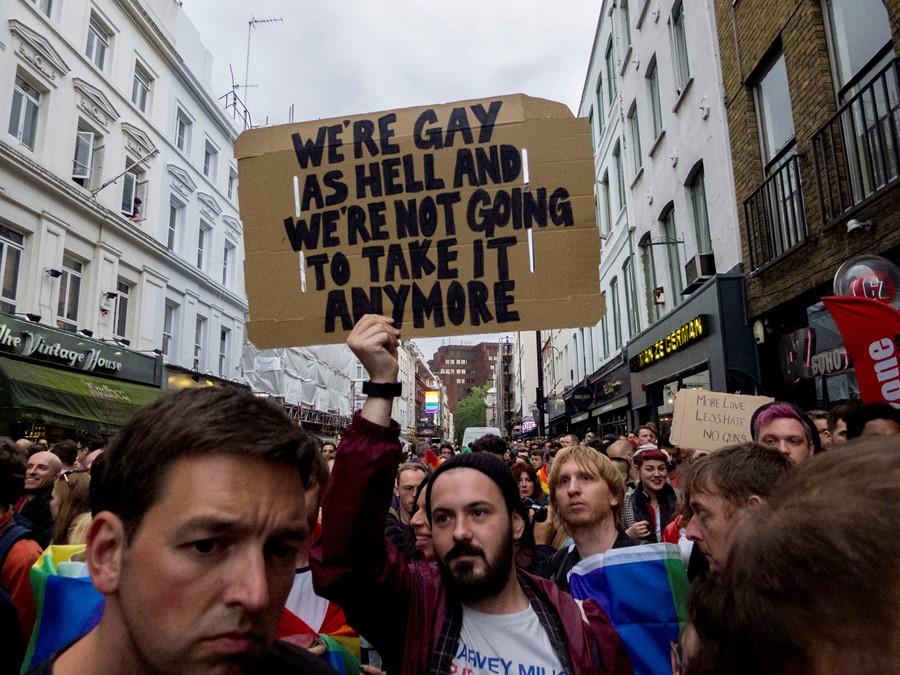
left=236, top=95, right=602, bottom=348
left=669, top=390, right=773, bottom=452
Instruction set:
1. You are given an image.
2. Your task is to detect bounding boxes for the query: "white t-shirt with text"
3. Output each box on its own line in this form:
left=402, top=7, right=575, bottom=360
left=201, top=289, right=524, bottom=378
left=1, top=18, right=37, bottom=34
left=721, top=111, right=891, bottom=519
left=450, top=603, right=565, bottom=675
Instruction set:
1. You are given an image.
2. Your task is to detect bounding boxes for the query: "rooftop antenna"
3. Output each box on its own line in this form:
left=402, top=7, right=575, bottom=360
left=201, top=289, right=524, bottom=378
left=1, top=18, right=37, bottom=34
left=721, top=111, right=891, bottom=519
left=244, top=16, right=283, bottom=109
left=220, top=64, right=253, bottom=130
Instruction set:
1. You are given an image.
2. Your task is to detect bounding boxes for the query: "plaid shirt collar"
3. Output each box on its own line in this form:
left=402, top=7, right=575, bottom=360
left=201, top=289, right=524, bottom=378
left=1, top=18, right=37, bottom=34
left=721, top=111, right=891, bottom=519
left=429, top=569, right=575, bottom=675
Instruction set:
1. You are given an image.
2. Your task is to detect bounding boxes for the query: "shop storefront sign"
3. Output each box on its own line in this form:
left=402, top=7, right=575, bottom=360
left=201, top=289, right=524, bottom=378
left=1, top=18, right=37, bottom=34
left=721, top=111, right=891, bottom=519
left=568, top=383, right=593, bottom=413
left=630, top=315, right=709, bottom=372
left=811, top=347, right=851, bottom=376
left=0, top=314, right=159, bottom=386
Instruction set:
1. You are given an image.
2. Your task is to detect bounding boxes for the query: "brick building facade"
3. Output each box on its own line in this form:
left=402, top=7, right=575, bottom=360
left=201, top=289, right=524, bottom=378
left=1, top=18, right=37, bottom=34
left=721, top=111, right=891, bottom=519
left=429, top=342, right=498, bottom=411
left=713, top=0, right=900, bottom=406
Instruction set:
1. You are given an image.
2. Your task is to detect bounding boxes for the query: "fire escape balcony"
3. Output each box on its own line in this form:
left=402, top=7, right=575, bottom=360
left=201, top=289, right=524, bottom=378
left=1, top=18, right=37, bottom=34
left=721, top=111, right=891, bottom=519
left=812, top=58, right=900, bottom=228
left=743, top=152, right=807, bottom=274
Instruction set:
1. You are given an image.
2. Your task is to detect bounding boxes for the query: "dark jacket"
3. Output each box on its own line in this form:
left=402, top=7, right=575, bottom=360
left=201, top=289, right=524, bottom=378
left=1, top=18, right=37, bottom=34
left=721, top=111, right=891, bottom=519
left=537, top=529, right=641, bottom=593
left=625, top=483, right=678, bottom=543
left=311, top=414, right=633, bottom=675
left=16, top=489, right=53, bottom=549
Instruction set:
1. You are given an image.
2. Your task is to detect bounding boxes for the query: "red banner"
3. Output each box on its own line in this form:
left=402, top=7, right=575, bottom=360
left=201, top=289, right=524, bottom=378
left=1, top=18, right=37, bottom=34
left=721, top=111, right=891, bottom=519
left=823, top=296, right=900, bottom=407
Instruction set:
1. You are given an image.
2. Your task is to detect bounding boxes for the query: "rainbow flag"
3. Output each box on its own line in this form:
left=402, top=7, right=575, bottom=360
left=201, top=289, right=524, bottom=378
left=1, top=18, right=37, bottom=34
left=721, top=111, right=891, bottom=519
left=568, top=543, right=688, bottom=675
left=277, top=607, right=360, bottom=675
left=22, top=546, right=103, bottom=673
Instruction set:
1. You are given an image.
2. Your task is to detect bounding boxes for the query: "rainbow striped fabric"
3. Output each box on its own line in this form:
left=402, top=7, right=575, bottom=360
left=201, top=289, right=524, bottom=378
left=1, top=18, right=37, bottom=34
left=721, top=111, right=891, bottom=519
left=22, top=545, right=102, bottom=672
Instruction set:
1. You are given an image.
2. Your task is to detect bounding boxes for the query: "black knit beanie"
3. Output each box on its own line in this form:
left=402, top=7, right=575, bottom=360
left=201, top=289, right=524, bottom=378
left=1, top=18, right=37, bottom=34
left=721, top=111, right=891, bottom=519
left=425, top=452, right=528, bottom=524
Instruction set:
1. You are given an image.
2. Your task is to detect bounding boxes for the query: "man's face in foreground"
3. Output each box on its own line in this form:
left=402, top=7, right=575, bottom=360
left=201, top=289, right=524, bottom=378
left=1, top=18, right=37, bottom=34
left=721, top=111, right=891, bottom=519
left=430, top=468, right=521, bottom=604
left=685, top=486, right=743, bottom=573
left=104, top=454, right=306, bottom=674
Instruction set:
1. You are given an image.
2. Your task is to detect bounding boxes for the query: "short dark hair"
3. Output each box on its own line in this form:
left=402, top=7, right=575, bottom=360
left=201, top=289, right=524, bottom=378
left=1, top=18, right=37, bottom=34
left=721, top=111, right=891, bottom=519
left=687, top=437, right=900, bottom=675
left=99, top=387, right=316, bottom=540
left=78, top=432, right=105, bottom=452
left=52, top=440, right=78, bottom=467
left=470, top=434, right=506, bottom=456
left=0, top=437, right=26, bottom=506
left=844, top=402, right=900, bottom=440
left=681, top=442, right=792, bottom=512
left=826, top=403, right=856, bottom=434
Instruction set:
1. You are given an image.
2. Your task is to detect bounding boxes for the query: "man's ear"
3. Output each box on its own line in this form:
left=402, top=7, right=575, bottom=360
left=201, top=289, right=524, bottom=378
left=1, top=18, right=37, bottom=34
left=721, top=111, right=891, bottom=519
left=746, top=494, right=764, bottom=508
left=86, top=511, right=126, bottom=596
left=512, top=511, right=526, bottom=542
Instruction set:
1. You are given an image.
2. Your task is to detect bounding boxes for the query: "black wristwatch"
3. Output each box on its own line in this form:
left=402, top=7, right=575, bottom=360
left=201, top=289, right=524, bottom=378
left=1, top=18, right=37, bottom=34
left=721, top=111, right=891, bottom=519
left=361, top=381, right=402, bottom=398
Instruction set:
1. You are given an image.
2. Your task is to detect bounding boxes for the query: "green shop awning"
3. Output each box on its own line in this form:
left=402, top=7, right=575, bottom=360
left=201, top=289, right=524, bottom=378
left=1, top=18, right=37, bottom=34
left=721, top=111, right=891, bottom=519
left=0, top=358, right=163, bottom=435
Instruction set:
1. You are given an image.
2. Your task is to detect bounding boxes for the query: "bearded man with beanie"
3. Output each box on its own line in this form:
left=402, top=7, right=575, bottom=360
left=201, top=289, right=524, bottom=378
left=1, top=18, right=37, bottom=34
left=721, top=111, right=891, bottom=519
left=311, top=315, right=632, bottom=675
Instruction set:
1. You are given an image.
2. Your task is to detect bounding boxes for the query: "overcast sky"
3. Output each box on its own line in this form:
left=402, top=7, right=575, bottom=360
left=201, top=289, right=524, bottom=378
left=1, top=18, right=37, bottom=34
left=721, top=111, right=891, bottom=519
left=183, top=0, right=600, bottom=126
left=182, top=1, right=601, bottom=359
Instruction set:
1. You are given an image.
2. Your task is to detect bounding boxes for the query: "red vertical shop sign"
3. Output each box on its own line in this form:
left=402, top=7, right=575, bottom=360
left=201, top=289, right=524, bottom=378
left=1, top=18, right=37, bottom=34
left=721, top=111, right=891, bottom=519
left=822, top=296, right=900, bottom=407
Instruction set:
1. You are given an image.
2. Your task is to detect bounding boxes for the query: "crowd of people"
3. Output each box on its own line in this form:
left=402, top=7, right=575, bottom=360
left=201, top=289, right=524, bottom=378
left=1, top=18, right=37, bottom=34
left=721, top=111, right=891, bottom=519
left=0, top=313, right=898, bottom=674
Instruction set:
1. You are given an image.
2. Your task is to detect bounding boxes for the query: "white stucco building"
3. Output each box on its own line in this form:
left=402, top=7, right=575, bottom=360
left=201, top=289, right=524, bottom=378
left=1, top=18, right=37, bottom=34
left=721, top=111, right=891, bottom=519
left=546, top=0, right=742, bottom=436
left=1, top=0, right=246, bottom=380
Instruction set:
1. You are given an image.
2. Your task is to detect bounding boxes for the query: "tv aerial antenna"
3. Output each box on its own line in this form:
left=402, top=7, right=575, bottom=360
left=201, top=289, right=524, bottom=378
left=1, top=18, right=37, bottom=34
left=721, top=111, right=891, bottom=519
left=244, top=16, right=283, bottom=109
left=220, top=64, right=253, bottom=129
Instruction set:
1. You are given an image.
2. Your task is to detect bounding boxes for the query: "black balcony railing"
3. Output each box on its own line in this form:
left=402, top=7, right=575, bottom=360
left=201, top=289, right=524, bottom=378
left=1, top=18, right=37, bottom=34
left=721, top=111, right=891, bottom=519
left=743, top=153, right=807, bottom=273
left=812, top=58, right=900, bottom=228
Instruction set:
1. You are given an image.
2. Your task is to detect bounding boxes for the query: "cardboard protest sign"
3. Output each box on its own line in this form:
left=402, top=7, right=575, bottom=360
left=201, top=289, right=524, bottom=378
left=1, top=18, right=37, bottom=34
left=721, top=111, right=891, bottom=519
left=235, top=94, right=603, bottom=348
left=669, top=389, right=773, bottom=452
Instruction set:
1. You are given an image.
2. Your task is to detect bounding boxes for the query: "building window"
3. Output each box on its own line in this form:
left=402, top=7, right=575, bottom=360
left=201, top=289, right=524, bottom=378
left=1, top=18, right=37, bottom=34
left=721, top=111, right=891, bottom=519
left=218, top=327, right=230, bottom=377
left=605, top=40, right=617, bottom=106
left=227, top=169, right=237, bottom=200
left=121, top=161, right=146, bottom=219
left=9, top=74, right=41, bottom=151
left=690, top=167, right=712, bottom=254
left=197, top=223, right=210, bottom=270
left=613, top=143, right=625, bottom=213
left=628, top=103, right=642, bottom=172
left=662, top=206, right=683, bottom=298
left=823, top=0, right=892, bottom=95
left=623, top=257, right=640, bottom=337
left=620, top=1, right=632, bottom=50
left=113, top=281, right=130, bottom=340
left=671, top=3, right=691, bottom=93
left=175, top=109, right=191, bottom=153
left=601, top=314, right=609, bottom=358
left=648, top=61, right=663, bottom=139
left=203, top=141, right=218, bottom=181
left=641, top=237, right=661, bottom=323
left=599, top=171, right=612, bottom=235
left=85, top=16, right=110, bottom=70
left=0, top=226, right=24, bottom=314
left=755, top=53, right=795, bottom=167
left=194, top=315, right=206, bottom=370
left=57, top=255, right=82, bottom=331
left=162, top=302, right=176, bottom=356
left=167, top=201, right=182, bottom=251
left=588, top=108, right=596, bottom=148
left=131, top=63, right=152, bottom=113
left=610, top=277, right=622, bottom=348
left=355, top=363, right=364, bottom=380
left=32, top=0, right=52, bottom=17
left=595, top=76, right=605, bottom=138
left=222, top=241, right=235, bottom=286
left=72, top=124, right=104, bottom=190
